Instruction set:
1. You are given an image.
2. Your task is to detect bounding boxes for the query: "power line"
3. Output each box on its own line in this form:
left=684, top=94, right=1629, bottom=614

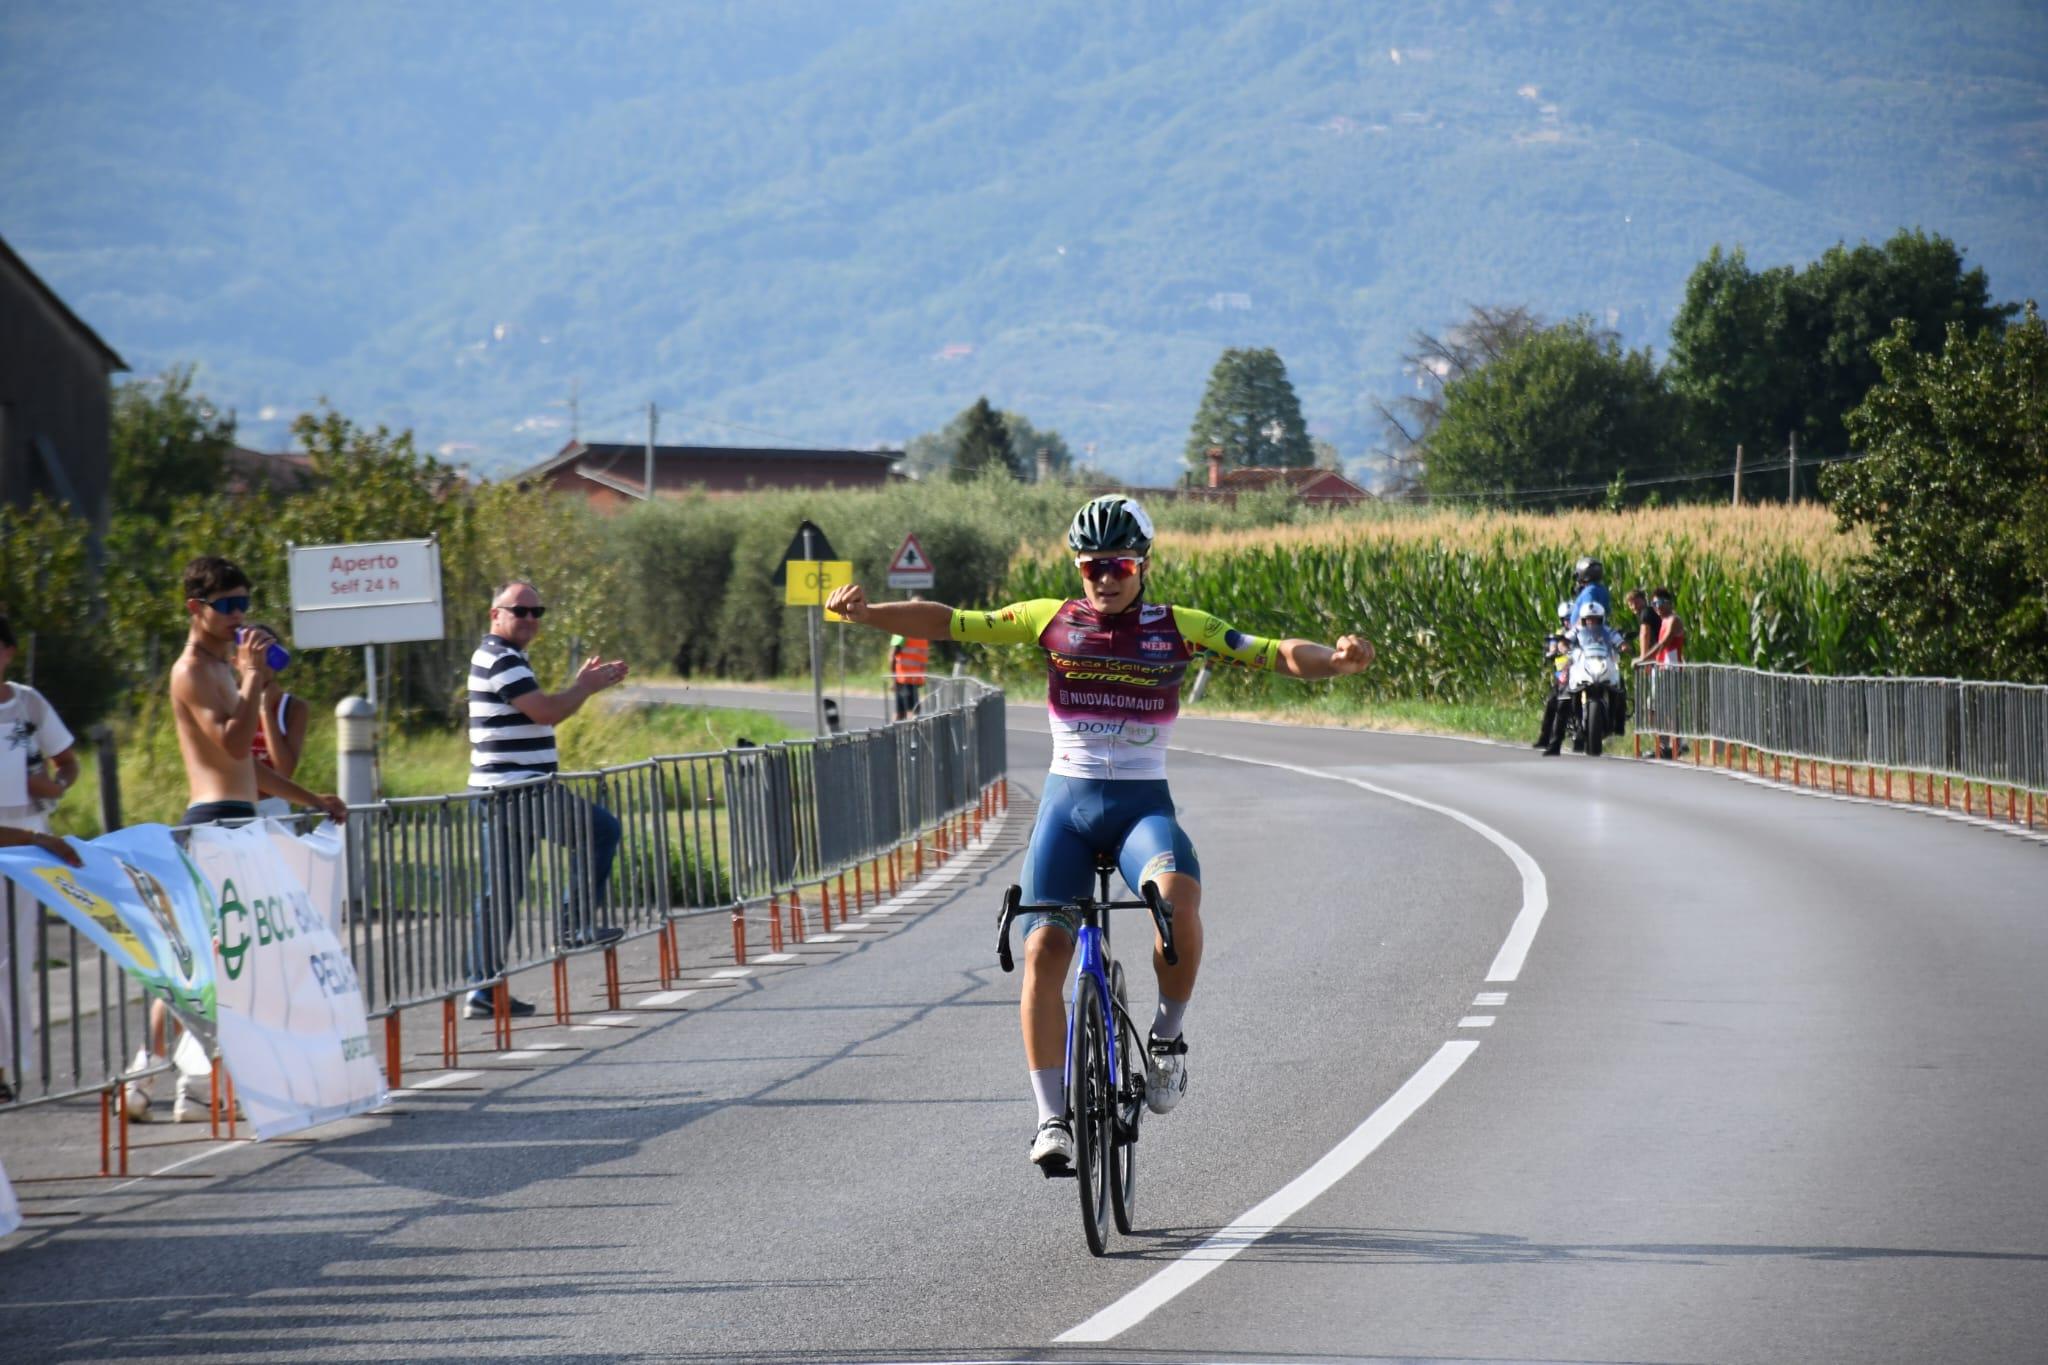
left=1417, top=450, right=1864, bottom=506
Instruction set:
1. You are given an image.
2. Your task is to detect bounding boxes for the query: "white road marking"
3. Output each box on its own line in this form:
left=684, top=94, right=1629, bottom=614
left=1457, top=1015, right=1496, bottom=1028
left=1474, top=991, right=1509, bottom=1006
left=1057, top=1041, right=1479, bottom=1343
left=569, top=1014, right=637, bottom=1031
left=753, top=954, right=794, bottom=964
left=397, top=1070, right=480, bottom=1092
left=1177, top=746, right=1549, bottom=982
left=497, top=1050, right=547, bottom=1060
left=713, top=968, right=754, bottom=978
left=635, top=990, right=697, bottom=1006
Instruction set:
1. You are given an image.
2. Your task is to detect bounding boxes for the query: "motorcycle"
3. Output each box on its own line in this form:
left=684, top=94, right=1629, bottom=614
left=1562, top=633, right=1628, bottom=757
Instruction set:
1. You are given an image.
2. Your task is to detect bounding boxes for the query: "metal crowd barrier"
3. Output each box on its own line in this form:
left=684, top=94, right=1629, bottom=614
left=2, top=680, right=1009, bottom=1120
left=1633, top=661, right=2048, bottom=814
left=345, top=678, right=1008, bottom=1019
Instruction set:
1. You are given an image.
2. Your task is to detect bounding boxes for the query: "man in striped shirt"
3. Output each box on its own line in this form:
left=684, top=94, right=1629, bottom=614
left=466, top=580, right=630, bottom=1019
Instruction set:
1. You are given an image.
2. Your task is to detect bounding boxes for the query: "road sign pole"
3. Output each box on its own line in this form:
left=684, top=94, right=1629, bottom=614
left=802, top=522, right=826, bottom=737
left=810, top=605, right=825, bottom=737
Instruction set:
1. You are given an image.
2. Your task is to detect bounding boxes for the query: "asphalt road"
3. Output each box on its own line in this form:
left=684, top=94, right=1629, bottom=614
left=4, top=683, right=2045, bottom=1363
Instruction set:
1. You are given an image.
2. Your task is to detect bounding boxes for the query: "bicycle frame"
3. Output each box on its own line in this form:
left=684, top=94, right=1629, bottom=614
left=996, top=858, right=1177, bottom=1104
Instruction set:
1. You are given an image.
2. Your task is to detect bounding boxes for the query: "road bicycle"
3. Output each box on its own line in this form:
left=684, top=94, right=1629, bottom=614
left=997, top=852, right=1176, bottom=1256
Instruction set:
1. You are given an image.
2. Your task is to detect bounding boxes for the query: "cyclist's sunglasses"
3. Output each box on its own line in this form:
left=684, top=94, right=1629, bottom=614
left=199, top=595, right=252, bottom=615
left=1075, top=555, right=1145, bottom=582
left=499, top=604, right=547, bottom=619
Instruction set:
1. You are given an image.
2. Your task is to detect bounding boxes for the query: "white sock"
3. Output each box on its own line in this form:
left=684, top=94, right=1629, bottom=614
left=1029, top=1066, right=1065, bottom=1125
left=1152, top=996, right=1188, bottom=1042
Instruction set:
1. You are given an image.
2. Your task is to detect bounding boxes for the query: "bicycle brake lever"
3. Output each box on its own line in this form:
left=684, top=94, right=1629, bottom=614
left=1142, top=881, right=1179, bottom=967
left=996, top=884, right=1021, bottom=972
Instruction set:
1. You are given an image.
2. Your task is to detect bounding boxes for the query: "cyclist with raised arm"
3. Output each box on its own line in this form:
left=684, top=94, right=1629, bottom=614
left=826, top=495, right=1373, bottom=1170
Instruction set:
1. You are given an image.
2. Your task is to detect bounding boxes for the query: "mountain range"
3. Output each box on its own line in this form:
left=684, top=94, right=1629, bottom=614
left=3, top=0, right=2043, bottom=486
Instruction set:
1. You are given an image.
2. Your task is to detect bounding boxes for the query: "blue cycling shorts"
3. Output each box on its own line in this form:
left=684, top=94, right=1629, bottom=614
left=1017, top=774, right=1200, bottom=942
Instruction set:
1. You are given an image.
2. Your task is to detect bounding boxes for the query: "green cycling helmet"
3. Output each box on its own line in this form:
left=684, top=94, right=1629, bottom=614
left=1066, top=495, right=1155, bottom=556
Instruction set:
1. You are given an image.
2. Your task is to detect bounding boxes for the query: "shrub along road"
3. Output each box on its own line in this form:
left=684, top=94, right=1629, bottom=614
left=3, top=687, right=2044, bottom=1362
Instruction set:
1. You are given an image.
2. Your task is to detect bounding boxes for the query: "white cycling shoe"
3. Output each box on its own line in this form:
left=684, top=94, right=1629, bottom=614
left=1030, top=1116, right=1075, bottom=1170
left=1145, top=1034, right=1188, bottom=1115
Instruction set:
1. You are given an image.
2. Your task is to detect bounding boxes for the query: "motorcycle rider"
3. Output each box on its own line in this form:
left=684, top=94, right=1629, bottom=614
left=1544, top=599, right=1625, bottom=756
left=1569, top=556, right=1612, bottom=624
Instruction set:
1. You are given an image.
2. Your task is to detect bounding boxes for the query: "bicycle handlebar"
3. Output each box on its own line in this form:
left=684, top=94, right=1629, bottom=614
left=996, top=881, right=1177, bottom=973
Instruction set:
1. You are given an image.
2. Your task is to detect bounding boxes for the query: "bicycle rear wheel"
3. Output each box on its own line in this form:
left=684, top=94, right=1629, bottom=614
left=1071, top=982, right=1113, bottom=1256
left=1108, top=961, right=1142, bottom=1233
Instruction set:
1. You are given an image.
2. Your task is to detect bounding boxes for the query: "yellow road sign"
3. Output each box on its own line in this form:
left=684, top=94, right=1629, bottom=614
left=783, top=559, right=853, bottom=617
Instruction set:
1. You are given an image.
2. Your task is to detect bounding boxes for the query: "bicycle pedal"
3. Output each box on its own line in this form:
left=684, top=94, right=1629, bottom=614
left=1039, top=1162, right=1076, bottom=1180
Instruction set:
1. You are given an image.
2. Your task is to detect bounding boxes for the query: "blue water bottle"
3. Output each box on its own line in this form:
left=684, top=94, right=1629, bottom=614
left=236, top=628, right=291, bottom=673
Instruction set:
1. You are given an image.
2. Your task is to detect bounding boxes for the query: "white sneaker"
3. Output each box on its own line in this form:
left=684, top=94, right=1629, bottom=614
left=123, top=1048, right=157, bottom=1121
left=1145, top=1034, right=1188, bottom=1115
left=171, top=1074, right=204, bottom=1123
left=1029, top=1116, right=1075, bottom=1170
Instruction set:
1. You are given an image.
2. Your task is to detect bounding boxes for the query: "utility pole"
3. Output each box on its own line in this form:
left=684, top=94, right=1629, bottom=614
left=644, top=401, right=658, bottom=501
left=568, top=378, right=580, bottom=443
left=1732, top=443, right=1743, bottom=507
left=1787, top=429, right=1798, bottom=504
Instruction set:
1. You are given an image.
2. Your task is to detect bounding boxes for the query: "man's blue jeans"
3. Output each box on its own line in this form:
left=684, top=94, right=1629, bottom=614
left=468, top=784, right=623, bottom=986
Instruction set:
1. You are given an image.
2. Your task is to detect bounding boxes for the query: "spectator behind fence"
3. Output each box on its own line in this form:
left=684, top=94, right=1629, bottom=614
left=0, top=615, right=82, bottom=1104
left=464, top=580, right=630, bottom=1020
left=133, top=557, right=347, bottom=1122
left=244, top=623, right=311, bottom=817
left=1625, top=588, right=1657, bottom=660
left=889, top=593, right=931, bottom=722
left=1644, top=586, right=1688, bottom=760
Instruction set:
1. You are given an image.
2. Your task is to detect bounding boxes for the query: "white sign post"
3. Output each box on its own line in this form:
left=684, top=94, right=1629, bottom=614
left=887, top=532, right=935, bottom=591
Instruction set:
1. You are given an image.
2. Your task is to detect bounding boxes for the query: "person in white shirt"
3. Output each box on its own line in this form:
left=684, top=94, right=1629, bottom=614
left=0, top=614, right=80, bottom=1102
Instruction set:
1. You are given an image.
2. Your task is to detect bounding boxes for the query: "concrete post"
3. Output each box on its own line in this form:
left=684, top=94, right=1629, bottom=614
left=336, top=696, right=379, bottom=807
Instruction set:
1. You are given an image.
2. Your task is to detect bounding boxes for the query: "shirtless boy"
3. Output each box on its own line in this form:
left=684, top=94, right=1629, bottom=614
left=131, top=556, right=345, bottom=1121
left=169, top=555, right=345, bottom=828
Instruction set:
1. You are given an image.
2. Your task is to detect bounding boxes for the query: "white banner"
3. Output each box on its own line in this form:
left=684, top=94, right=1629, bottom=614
left=185, top=821, right=385, bottom=1139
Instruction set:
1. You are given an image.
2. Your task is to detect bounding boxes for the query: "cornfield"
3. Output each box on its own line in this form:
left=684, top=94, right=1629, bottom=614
left=984, top=504, right=1879, bottom=705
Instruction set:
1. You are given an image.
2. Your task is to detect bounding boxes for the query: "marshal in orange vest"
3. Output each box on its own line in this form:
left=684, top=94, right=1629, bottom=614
left=889, top=634, right=930, bottom=684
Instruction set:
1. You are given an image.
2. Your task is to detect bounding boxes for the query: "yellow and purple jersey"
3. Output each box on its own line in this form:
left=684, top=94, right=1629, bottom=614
left=952, top=598, right=1279, bottom=780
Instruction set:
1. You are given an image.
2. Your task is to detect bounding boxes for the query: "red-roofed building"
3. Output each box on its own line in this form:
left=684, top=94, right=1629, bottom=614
left=514, top=440, right=903, bottom=510
left=1200, top=447, right=1373, bottom=505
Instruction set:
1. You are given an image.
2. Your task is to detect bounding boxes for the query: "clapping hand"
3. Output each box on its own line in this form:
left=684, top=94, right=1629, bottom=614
left=577, top=655, right=630, bottom=691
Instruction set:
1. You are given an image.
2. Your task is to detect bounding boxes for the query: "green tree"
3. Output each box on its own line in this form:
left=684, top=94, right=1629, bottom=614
left=950, top=396, right=1021, bottom=481
left=109, top=365, right=236, bottom=520
left=906, top=401, right=1067, bottom=481
left=0, top=498, right=125, bottom=729
left=1667, top=247, right=1799, bottom=475
left=1374, top=305, right=1545, bottom=497
left=1184, top=347, right=1313, bottom=474
left=1423, top=318, right=1701, bottom=507
left=1670, top=230, right=2016, bottom=482
left=1822, top=307, right=2048, bottom=681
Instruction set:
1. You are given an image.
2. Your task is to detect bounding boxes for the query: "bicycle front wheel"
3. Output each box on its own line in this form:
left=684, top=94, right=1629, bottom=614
left=1070, top=981, right=1113, bottom=1256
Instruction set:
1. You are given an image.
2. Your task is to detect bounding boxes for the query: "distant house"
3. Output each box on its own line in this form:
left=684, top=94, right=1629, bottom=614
left=514, top=440, right=903, bottom=510
left=0, top=234, right=128, bottom=533
left=1198, top=447, right=1373, bottom=505
left=223, top=445, right=318, bottom=496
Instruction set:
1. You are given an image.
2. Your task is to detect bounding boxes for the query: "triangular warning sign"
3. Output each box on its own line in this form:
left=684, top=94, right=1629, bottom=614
left=890, top=534, right=930, bottom=574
